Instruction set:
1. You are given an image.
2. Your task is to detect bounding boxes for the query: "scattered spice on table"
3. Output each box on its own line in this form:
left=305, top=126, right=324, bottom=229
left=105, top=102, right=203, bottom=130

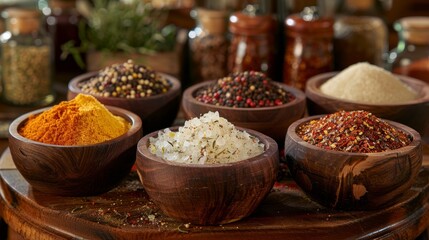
left=19, top=94, right=130, bottom=145
left=195, top=71, right=295, bottom=108
left=79, top=59, right=171, bottom=98
left=297, top=110, right=412, bottom=153
left=320, top=62, right=418, bottom=104
left=149, top=111, right=264, bottom=164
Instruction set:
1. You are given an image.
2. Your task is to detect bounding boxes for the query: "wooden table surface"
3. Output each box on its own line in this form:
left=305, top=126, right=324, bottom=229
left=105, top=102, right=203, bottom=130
left=0, top=138, right=428, bottom=240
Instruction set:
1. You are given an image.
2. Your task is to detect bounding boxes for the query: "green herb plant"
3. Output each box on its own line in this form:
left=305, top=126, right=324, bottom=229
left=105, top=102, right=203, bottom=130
left=62, top=0, right=177, bottom=69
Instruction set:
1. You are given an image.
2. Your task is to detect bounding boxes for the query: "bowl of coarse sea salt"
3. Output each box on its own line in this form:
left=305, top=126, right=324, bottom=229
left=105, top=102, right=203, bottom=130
left=135, top=111, right=279, bottom=225
left=305, top=62, right=429, bottom=135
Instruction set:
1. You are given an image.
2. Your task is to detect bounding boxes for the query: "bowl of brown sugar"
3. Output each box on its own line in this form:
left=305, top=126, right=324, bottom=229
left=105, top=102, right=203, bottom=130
left=68, top=59, right=181, bottom=134
left=182, top=71, right=306, bottom=146
left=8, top=94, right=142, bottom=196
left=284, top=110, right=422, bottom=210
left=305, top=62, right=429, bottom=135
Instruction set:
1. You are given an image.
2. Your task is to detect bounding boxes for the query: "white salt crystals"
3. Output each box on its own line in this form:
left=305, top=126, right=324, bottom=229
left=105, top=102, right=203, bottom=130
left=149, top=111, right=264, bottom=164
left=320, top=62, right=418, bottom=104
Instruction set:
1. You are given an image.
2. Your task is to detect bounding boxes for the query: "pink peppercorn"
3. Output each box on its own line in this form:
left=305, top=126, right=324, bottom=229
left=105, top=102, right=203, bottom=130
left=195, top=71, right=295, bottom=108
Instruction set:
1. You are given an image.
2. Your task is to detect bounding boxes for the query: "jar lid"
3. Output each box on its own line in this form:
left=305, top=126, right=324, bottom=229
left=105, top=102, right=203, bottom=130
left=2, top=8, right=41, bottom=34
left=345, top=0, right=374, bottom=11
left=335, top=16, right=385, bottom=32
left=395, top=16, right=429, bottom=44
left=50, top=0, right=77, bottom=9
left=396, top=16, right=429, bottom=31
left=285, top=7, right=333, bottom=34
left=196, top=8, right=228, bottom=34
left=229, top=11, right=275, bottom=35
left=2, top=8, right=40, bottom=19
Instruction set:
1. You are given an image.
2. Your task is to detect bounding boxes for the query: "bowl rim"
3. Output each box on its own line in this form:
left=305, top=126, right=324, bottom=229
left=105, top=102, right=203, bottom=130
left=68, top=71, right=181, bottom=101
left=9, top=105, right=142, bottom=147
left=137, top=126, right=278, bottom=168
left=286, top=114, right=421, bottom=157
left=182, top=80, right=306, bottom=111
left=305, top=72, right=429, bottom=106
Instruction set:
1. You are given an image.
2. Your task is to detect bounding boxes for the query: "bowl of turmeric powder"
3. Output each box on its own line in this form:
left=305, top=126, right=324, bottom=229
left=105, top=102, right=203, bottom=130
left=8, top=94, right=143, bottom=196
left=68, top=60, right=181, bottom=135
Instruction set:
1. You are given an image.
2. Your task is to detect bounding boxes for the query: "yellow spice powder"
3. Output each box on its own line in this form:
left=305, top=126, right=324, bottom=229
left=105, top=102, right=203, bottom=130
left=19, top=94, right=131, bottom=145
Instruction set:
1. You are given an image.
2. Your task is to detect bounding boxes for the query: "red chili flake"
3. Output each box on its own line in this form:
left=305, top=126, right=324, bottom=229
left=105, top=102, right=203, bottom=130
left=297, top=110, right=412, bottom=153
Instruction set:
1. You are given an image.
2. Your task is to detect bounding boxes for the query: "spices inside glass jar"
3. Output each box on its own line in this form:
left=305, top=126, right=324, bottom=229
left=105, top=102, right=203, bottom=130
left=45, top=0, right=85, bottom=78
left=228, top=4, right=277, bottom=79
left=189, top=8, right=229, bottom=83
left=297, top=110, right=412, bottom=153
left=283, top=6, right=334, bottom=91
left=195, top=71, right=295, bottom=108
left=0, top=8, right=54, bottom=106
left=389, top=16, right=429, bottom=84
left=333, top=16, right=387, bottom=70
left=78, top=60, right=171, bottom=98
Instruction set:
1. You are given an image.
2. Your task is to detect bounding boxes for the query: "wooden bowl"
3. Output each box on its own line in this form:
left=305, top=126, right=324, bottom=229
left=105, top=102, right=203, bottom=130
left=306, top=72, right=429, bottom=135
left=182, top=80, right=306, bottom=146
left=136, top=127, right=279, bottom=225
left=8, top=106, right=142, bottom=196
left=68, top=71, right=181, bottom=135
left=284, top=115, right=422, bottom=210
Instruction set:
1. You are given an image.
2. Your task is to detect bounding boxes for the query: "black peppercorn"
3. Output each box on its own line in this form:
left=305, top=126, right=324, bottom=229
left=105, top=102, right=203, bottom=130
left=78, top=60, right=171, bottom=98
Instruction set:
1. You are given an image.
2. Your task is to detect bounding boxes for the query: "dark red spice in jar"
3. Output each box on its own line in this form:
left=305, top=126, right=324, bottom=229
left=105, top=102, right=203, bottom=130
left=283, top=7, right=334, bottom=91
left=297, top=110, right=412, bottom=153
left=45, top=0, right=85, bottom=77
left=228, top=5, right=277, bottom=79
left=78, top=60, right=171, bottom=98
left=195, top=71, right=295, bottom=108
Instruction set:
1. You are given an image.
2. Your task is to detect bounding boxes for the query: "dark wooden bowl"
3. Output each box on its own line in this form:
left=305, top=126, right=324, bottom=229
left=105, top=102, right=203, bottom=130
left=8, top=106, right=143, bottom=196
left=306, top=72, right=429, bottom=135
left=68, top=71, right=181, bottom=135
left=136, top=127, right=279, bottom=225
left=182, top=80, right=306, bottom=146
left=284, top=115, right=422, bottom=210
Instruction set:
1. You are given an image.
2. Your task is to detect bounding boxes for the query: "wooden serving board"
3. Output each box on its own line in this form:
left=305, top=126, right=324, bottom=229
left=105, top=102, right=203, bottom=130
left=0, top=147, right=428, bottom=240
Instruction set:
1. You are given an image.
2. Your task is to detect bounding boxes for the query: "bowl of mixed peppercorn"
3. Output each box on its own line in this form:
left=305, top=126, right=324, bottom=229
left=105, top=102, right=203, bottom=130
left=182, top=71, right=306, bottom=146
left=68, top=60, right=181, bottom=134
left=284, top=110, right=422, bottom=210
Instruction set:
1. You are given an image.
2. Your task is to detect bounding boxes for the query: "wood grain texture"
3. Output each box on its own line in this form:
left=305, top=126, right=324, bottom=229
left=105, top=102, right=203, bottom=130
left=285, top=115, right=423, bottom=210
left=181, top=80, right=306, bottom=146
left=8, top=106, right=143, bottom=196
left=0, top=166, right=429, bottom=239
left=68, top=71, right=182, bottom=135
left=306, top=72, right=429, bottom=135
left=136, top=127, right=279, bottom=225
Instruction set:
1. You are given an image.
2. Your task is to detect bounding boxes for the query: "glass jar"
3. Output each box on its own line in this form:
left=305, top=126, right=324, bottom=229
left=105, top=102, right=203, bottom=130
left=333, top=15, right=388, bottom=70
left=283, top=6, right=334, bottom=91
left=228, top=4, right=276, bottom=79
left=388, top=17, right=429, bottom=84
left=0, top=8, right=54, bottom=106
left=336, top=0, right=388, bottom=18
left=45, top=0, right=85, bottom=79
left=188, top=8, right=229, bottom=83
